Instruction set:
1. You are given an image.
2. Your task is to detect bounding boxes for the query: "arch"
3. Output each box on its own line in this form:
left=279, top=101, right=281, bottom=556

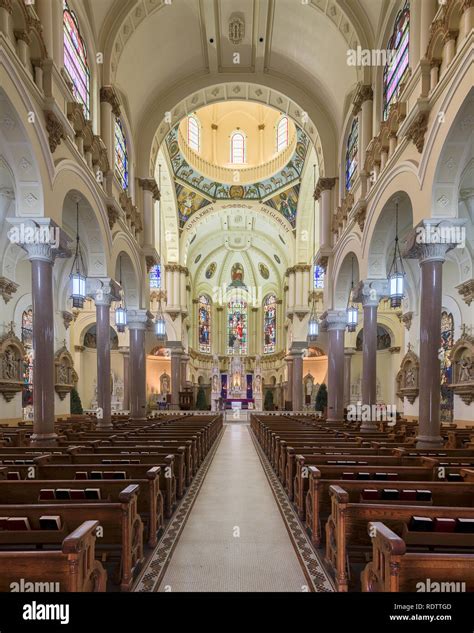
left=333, top=250, right=361, bottom=310
left=230, top=131, right=246, bottom=164
left=187, top=114, right=200, bottom=153
left=113, top=249, right=140, bottom=311
left=276, top=116, right=289, bottom=152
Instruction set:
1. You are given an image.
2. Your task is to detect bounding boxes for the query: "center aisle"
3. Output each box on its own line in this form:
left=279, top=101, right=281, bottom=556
left=156, top=423, right=309, bottom=592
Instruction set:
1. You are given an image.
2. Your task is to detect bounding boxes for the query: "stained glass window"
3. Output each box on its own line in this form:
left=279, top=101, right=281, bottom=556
left=21, top=308, right=34, bottom=408
left=227, top=299, right=247, bottom=354
left=277, top=116, right=289, bottom=152
left=383, top=0, right=410, bottom=121
left=149, top=264, right=161, bottom=289
left=313, top=265, right=325, bottom=289
left=263, top=295, right=277, bottom=354
left=187, top=115, right=200, bottom=153
left=114, top=118, right=128, bottom=190
left=345, top=118, right=359, bottom=191
left=63, top=0, right=90, bottom=119
left=198, top=295, right=211, bottom=353
left=440, top=311, right=454, bottom=423
left=231, top=132, right=245, bottom=164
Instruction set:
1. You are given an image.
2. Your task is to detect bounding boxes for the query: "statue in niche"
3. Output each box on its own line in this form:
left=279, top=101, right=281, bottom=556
left=3, top=348, right=18, bottom=379
left=160, top=372, right=170, bottom=395
left=254, top=374, right=261, bottom=394
left=405, top=368, right=416, bottom=387
left=58, top=362, right=69, bottom=384
left=212, top=374, right=220, bottom=393
left=458, top=357, right=473, bottom=382
left=305, top=375, right=314, bottom=396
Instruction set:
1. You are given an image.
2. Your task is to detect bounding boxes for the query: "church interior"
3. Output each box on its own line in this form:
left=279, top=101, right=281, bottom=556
left=0, top=0, right=473, bottom=626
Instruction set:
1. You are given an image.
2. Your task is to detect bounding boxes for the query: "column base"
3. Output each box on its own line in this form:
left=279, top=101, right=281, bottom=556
left=416, top=434, right=443, bottom=449
left=130, top=416, right=148, bottom=423
left=96, top=420, right=113, bottom=429
left=29, top=432, right=58, bottom=446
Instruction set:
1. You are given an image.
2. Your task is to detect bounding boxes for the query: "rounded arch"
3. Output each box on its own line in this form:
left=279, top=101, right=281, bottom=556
left=333, top=250, right=361, bottom=310
left=112, top=247, right=141, bottom=310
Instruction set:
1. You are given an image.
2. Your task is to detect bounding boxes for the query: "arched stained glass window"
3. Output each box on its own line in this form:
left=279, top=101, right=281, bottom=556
left=187, top=115, right=200, bottom=153
left=313, top=265, right=325, bottom=289
left=263, top=295, right=277, bottom=354
left=149, top=264, right=161, bottom=289
left=114, top=118, right=128, bottom=190
left=345, top=118, right=359, bottom=191
left=227, top=298, right=247, bottom=354
left=21, top=308, right=33, bottom=410
left=63, top=0, right=90, bottom=119
left=276, top=116, right=289, bottom=152
left=198, top=295, right=211, bottom=353
left=230, top=132, right=245, bottom=164
left=440, top=311, right=454, bottom=423
left=383, top=0, right=410, bottom=121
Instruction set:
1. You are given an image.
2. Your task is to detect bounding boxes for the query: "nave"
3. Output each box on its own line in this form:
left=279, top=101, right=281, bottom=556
left=140, top=422, right=322, bottom=593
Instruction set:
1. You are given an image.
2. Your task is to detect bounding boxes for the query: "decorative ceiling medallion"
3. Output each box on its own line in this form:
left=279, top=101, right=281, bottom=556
left=229, top=15, right=245, bottom=45
left=259, top=263, right=269, bottom=279
left=229, top=185, right=244, bottom=199
left=205, top=262, right=217, bottom=279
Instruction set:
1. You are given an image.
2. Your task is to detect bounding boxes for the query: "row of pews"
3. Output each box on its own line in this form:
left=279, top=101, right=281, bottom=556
left=251, top=414, right=474, bottom=592
left=0, top=414, right=223, bottom=592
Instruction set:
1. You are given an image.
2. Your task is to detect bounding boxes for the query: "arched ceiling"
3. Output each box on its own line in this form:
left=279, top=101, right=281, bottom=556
left=182, top=203, right=293, bottom=294
left=91, top=0, right=386, bottom=138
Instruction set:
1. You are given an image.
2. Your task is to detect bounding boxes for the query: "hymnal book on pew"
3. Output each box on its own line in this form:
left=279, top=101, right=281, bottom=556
left=7, top=472, right=20, bottom=480
left=433, top=517, right=456, bottom=532
left=85, top=488, right=101, bottom=499
left=409, top=516, right=434, bottom=531
left=112, top=471, right=127, bottom=479
left=416, top=490, right=432, bottom=501
left=400, top=490, right=417, bottom=501
left=381, top=489, right=399, bottom=500
left=55, top=489, right=71, bottom=499
left=0, top=517, right=8, bottom=529
left=357, top=472, right=371, bottom=480
left=39, top=489, right=56, bottom=500
left=456, top=518, right=474, bottom=533
left=69, top=489, right=86, bottom=499
left=6, top=517, right=30, bottom=530
left=361, top=489, right=379, bottom=500
left=75, top=471, right=88, bottom=480
left=39, top=515, right=62, bottom=530
left=90, top=471, right=103, bottom=479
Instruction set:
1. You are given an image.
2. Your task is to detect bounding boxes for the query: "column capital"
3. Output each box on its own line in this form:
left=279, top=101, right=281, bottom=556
left=0, top=0, right=13, bottom=14
left=7, top=219, right=71, bottom=263
left=127, top=309, right=154, bottom=330
left=168, top=341, right=185, bottom=355
left=86, top=277, right=121, bottom=305
left=100, top=85, right=121, bottom=117
left=402, top=219, right=467, bottom=263
left=353, top=279, right=389, bottom=306
left=352, top=83, right=373, bottom=116
left=138, top=178, right=160, bottom=201
left=321, top=310, right=347, bottom=331
left=314, top=177, right=336, bottom=200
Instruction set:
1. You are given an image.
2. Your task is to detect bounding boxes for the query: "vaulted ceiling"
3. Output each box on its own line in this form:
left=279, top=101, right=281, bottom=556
left=85, top=0, right=389, bottom=140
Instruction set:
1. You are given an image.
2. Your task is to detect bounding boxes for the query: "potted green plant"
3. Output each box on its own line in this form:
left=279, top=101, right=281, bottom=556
left=264, top=389, right=274, bottom=411
left=70, top=387, right=83, bottom=415
left=315, top=383, right=328, bottom=417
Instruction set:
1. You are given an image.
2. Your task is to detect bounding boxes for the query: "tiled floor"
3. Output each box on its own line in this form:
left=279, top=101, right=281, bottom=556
left=156, top=423, right=309, bottom=592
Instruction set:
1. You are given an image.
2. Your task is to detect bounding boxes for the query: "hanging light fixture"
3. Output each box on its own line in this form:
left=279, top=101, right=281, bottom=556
left=69, top=199, right=86, bottom=309
left=346, top=256, right=358, bottom=332
left=115, top=256, right=127, bottom=333
left=155, top=164, right=167, bottom=342
left=388, top=200, right=405, bottom=308
left=308, top=164, right=319, bottom=343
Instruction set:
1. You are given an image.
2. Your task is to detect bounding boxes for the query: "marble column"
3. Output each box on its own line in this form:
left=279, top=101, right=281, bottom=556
left=291, top=350, right=304, bottom=411
left=169, top=344, right=184, bottom=409
left=0, top=0, right=12, bottom=38
left=322, top=311, right=347, bottom=422
left=353, top=85, right=373, bottom=158
left=420, top=0, right=438, bottom=57
left=87, top=279, right=121, bottom=429
left=138, top=179, right=159, bottom=249
left=403, top=220, right=466, bottom=448
left=119, top=347, right=130, bottom=411
left=285, top=355, right=293, bottom=410
left=180, top=353, right=189, bottom=388
left=9, top=220, right=70, bottom=445
left=354, top=280, right=388, bottom=431
left=344, top=347, right=356, bottom=408
left=99, top=86, right=120, bottom=166
left=36, top=0, right=54, bottom=59
left=127, top=310, right=151, bottom=422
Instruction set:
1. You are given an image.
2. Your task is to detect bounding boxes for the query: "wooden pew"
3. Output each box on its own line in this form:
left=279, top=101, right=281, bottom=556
left=326, top=484, right=474, bottom=591
left=0, top=520, right=107, bottom=592
left=361, top=521, right=474, bottom=592
left=0, top=484, right=143, bottom=591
